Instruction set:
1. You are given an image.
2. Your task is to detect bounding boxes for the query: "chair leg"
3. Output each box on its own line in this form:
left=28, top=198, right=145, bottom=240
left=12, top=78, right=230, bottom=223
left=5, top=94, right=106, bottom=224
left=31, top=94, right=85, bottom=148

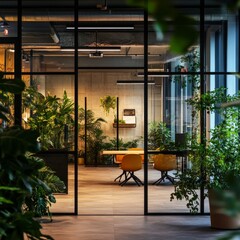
left=152, top=171, right=166, bottom=185
left=114, top=170, right=127, bottom=182
left=120, top=171, right=143, bottom=186
left=153, top=171, right=175, bottom=185
left=132, top=174, right=143, bottom=186
left=165, top=174, right=175, bottom=184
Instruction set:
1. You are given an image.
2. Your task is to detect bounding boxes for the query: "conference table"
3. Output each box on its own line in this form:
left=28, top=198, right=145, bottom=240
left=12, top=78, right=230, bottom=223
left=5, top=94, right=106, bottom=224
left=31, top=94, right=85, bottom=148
left=102, top=149, right=189, bottom=172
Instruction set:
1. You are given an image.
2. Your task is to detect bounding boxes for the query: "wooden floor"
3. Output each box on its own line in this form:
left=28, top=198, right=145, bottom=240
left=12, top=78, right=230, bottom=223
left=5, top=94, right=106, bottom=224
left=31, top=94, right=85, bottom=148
left=41, top=215, right=230, bottom=240
left=41, top=165, right=228, bottom=240
left=51, top=164, right=210, bottom=215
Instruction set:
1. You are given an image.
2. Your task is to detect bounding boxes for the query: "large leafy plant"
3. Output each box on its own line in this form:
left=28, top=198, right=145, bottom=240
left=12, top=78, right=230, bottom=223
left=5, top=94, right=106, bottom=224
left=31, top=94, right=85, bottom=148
left=104, top=136, right=143, bottom=150
left=170, top=89, right=240, bottom=213
left=23, top=87, right=74, bottom=150
left=24, top=155, right=66, bottom=222
left=0, top=76, right=53, bottom=239
left=78, top=107, right=107, bottom=165
left=148, top=121, right=173, bottom=150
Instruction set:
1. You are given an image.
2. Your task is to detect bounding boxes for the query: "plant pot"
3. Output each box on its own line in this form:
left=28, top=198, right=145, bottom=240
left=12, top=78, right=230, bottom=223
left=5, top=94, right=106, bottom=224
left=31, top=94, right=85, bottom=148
left=36, top=150, right=68, bottom=194
left=78, top=157, right=85, bottom=165
left=209, top=189, right=240, bottom=229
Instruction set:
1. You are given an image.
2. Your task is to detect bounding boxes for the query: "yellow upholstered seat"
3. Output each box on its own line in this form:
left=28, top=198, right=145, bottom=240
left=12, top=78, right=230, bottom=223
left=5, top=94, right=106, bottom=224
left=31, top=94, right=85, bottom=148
left=114, top=148, right=143, bottom=182
left=127, top=148, right=144, bottom=162
left=119, top=154, right=143, bottom=186
left=152, top=154, right=177, bottom=185
left=114, top=154, right=126, bottom=182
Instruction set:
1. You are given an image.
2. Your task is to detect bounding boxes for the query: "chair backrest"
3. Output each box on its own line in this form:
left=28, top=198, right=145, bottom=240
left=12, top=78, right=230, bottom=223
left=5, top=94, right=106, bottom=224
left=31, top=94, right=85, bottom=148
left=128, top=148, right=144, bottom=162
left=153, top=154, right=177, bottom=171
left=115, top=154, right=125, bottom=164
left=121, top=154, right=142, bottom=171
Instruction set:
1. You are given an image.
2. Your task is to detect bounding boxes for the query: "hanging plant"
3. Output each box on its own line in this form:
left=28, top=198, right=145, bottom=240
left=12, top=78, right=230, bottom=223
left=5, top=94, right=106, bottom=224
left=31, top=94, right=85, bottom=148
left=100, top=95, right=116, bottom=115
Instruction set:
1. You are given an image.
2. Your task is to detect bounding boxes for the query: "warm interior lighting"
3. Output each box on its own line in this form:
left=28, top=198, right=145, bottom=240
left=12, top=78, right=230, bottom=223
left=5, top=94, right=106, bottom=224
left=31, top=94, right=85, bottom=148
left=59, top=47, right=121, bottom=52
left=78, top=46, right=121, bottom=52
left=89, top=51, right=103, bottom=58
left=3, top=28, right=8, bottom=36
left=117, top=80, right=155, bottom=85
left=1, top=21, right=9, bottom=36
left=66, top=26, right=134, bottom=30
left=137, top=72, right=169, bottom=77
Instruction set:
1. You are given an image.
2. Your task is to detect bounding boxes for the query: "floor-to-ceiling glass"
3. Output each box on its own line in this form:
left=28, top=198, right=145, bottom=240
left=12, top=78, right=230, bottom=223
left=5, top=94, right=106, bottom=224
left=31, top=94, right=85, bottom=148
left=77, top=1, right=145, bottom=215
left=147, top=2, right=202, bottom=213
left=21, top=0, right=76, bottom=214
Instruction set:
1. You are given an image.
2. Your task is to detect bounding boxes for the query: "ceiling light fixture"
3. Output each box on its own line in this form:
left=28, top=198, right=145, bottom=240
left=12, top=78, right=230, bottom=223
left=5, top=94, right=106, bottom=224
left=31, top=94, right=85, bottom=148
left=0, top=21, right=9, bottom=36
left=78, top=46, right=121, bottom=52
left=59, top=47, right=121, bottom=52
left=117, top=80, right=155, bottom=85
left=89, top=51, right=103, bottom=58
left=137, top=72, right=169, bottom=77
left=66, top=26, right=134, bottom=30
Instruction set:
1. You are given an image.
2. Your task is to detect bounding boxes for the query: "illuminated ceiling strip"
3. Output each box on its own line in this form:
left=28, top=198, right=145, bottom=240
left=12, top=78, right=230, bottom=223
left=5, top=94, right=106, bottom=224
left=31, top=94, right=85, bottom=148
left=117, top=80, right=155, bottom=85
left=66, top=26, right=134, bottom=30
left=137, top=72, right=169, bottom=77
left=61, top=47, right=121, bottom=52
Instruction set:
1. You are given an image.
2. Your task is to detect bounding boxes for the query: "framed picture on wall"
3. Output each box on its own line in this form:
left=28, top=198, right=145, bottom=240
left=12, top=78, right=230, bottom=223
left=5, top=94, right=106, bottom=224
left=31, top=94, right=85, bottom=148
left=123, top=109, right=135, bottom=116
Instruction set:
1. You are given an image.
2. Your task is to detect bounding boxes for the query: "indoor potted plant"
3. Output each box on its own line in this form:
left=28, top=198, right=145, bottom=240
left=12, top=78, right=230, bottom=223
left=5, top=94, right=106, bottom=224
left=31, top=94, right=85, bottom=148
left=23, top=87, right=75, bottom=151
left=24, top=155, right=66, bottom=222
left=0, top=74, right=53, bottom=239
left=100, top=95, right=116, bottom=116
left=78, top=107, right=107, bottom=165
left=148, top=121, right=173, bottom=150
left=170, top=88, right=240, bottom=229
left=23, top=86, right=75, bottom=192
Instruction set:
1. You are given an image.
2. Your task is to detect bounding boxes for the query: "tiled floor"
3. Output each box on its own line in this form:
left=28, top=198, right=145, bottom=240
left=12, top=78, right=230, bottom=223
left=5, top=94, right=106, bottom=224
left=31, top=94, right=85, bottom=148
left=41, top=215, right=234, bottom=240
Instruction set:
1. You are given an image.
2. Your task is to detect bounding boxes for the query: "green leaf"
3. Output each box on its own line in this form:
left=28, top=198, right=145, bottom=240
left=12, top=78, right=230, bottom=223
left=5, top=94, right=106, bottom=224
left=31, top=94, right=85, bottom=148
left=0, top=128, right=39, bottom=157
left=0, top=78, right=25, bottom=94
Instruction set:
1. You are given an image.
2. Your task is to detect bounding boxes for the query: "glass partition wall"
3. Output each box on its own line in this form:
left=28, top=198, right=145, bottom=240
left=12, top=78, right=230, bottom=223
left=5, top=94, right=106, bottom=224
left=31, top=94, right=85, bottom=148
left=21, top=1, right=76, bottom=214
left=147, top=4, right=201, bottom=213
left=0, top=0, right=239, bottom=216
left=77, top=3, right=145, bottom=215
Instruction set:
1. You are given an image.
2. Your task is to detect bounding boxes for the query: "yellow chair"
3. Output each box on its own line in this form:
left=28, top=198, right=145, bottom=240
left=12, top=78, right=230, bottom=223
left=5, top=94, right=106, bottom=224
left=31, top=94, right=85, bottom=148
left=128, top=148, right=144, bottom=163
left=114, top=148, right=143, bottom=182
left=152, top=154, right=177, bottom=185
left=119, top=154, right=143, bottom=186
left=114, top=154, right=126, bottom=182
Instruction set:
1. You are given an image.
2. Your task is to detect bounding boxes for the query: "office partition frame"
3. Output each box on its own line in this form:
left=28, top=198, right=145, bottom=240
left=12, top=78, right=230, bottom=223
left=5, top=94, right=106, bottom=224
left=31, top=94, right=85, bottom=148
left=2, top=0, right=239, bottom=216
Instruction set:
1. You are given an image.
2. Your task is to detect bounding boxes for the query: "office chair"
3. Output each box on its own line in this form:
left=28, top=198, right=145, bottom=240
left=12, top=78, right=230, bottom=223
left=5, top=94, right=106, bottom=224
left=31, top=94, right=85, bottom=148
left=127, top=148, right=144, bottom=163
left=152, top=154, right=177, bottom=185
left=119, top=154, right=143, bottom=186
left=114, top=154, right=126, bottom=182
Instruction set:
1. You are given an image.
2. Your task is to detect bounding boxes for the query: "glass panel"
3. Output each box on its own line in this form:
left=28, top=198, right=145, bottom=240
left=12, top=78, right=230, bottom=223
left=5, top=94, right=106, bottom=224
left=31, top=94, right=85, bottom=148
left=147, top=74, right=200, bottom=213
left=22, top=3, right=75, bottom=72
left=22, top=74, right=75, bottom=213
left=205, top=6, right=239, bottom=73
left=147, top=3, right=200, bottom=213
left=0, top=44, right=14, bottom=72
left=0, top=44, right=15, bottom=128
left=78, top=3, right=145, bottom=214
left=204, top=73, right=239, bottom=213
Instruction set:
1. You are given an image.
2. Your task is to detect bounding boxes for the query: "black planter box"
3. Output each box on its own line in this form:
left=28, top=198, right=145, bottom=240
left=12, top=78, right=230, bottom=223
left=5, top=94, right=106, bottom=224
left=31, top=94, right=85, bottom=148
left=36, top=151, right=68, bottom=194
